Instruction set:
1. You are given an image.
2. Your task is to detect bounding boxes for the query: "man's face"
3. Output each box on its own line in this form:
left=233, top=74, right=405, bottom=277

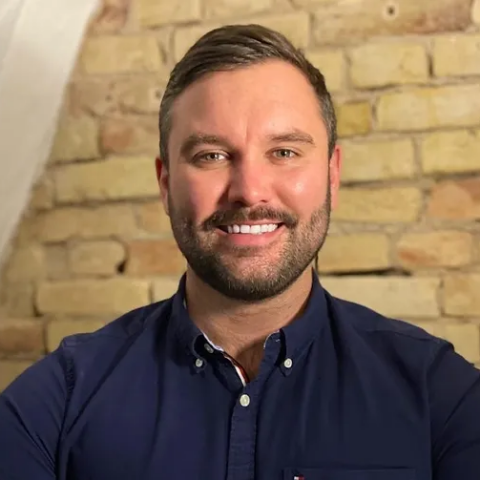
left=157, top=60, right=341, bottom=301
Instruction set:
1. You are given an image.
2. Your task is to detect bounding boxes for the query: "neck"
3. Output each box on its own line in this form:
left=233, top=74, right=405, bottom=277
left=184, top=267, right=314, bottom=378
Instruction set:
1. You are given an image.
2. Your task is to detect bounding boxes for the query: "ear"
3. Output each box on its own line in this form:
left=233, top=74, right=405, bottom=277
left=328, top=145, right=342, bottom=210
left=155, top=157, right=170, bottom=216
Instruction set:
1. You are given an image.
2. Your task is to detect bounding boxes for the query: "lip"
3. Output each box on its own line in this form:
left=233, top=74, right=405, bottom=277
left=218, top=221, right=283, bottom=229
left=215, top=224, right=285, bottom=247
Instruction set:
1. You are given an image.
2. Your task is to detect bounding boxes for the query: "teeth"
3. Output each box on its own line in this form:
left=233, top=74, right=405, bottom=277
left=226, top=224, right=279, bottom=234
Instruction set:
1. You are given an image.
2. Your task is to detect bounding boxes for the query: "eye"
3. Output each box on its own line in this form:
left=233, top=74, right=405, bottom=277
left=194, top=151, right=228, bottom=164
left=273, top=149, right=297, bottom=159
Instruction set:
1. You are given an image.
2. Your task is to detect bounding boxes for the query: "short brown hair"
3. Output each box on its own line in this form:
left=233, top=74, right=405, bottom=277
left=159, top=24, right=337, bottom=167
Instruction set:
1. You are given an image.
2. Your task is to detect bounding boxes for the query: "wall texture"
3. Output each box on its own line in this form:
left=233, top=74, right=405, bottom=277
left=0, top=0, right=99, bottom=271
left=1, top=0, right=480, bottom=390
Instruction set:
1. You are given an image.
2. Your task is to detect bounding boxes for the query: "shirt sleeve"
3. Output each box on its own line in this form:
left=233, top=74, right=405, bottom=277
left=0, top=350, right=67, bottom=480
left=430, top=343, right=480, bottom=480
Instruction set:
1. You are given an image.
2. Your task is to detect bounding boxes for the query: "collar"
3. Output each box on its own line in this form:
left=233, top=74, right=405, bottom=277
left=170, top=269, right=329, bottom=366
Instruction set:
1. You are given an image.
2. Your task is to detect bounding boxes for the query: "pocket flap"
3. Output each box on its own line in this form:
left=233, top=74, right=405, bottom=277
left=283, top=467, right=415, bottom=480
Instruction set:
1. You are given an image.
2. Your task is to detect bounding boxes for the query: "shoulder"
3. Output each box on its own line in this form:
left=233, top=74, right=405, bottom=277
left=326, top=290, right=444, bottom=340
left=324, top=290, right=451, bottom=371
left=56, top=299, right=172, bottom=368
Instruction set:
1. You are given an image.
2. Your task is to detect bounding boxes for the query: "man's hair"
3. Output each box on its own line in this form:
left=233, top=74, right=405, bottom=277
left=159, top=24, right=337, bottom=167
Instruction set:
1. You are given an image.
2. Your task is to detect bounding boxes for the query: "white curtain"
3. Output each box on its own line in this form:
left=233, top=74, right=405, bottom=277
left=0, top=0, right=100, bottom=266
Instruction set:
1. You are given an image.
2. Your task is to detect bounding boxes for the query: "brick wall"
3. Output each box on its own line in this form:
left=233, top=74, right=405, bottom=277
left=1, top=0, right=480, bottom=390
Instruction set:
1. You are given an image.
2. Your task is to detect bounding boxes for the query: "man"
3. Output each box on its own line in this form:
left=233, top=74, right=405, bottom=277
left=0, top=24, right=479, bottom=480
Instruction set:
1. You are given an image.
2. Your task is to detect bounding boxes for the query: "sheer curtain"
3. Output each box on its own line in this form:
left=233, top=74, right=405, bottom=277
left=0, top=0, right=99, bottom=266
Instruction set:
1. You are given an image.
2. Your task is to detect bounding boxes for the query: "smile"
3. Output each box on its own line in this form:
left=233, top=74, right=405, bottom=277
left=220, top=224, right=280, bottom=235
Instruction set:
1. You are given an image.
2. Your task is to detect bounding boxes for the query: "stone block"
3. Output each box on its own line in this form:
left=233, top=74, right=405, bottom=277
left=334, top=187, right=422, bottom=223
left=377, top=85, right=480, bottom=131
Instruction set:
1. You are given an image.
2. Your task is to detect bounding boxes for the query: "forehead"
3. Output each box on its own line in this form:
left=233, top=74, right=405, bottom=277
left=168, top=60, right=327, bottom=151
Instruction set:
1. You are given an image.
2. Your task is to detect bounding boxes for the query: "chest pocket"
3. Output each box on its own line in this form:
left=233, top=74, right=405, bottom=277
left=283, top=468, right=415, bottom=480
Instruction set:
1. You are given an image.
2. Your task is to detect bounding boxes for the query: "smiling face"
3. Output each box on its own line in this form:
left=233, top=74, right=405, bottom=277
left=157, top=60, right=341, bottom=301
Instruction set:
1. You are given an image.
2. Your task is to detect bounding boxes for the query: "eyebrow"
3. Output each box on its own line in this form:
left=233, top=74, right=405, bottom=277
left=179, top=129, right=316, bottom=158
left=265, top=129, right=316, bottom=147
left=179, top=134, right=232, bottom=158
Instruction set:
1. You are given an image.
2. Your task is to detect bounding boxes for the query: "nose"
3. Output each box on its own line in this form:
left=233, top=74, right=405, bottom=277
left=226, top=158, right=273, bottom=207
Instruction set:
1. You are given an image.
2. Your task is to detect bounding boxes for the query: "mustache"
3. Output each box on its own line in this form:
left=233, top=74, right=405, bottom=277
left=202, top=207, right=298, bottom=231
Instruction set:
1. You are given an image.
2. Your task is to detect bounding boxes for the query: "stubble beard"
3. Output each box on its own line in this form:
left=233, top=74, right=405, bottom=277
left=168, top=187, right=331, bottom=302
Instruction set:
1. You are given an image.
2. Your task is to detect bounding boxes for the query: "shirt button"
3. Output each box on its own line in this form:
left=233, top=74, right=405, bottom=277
left=195, top=359, right=204, bottom=368
left=284, top=358, right=293, bottom=369
left=204, top=343, right=214, bottom=354
left=239, top=394, right=250, bottom=407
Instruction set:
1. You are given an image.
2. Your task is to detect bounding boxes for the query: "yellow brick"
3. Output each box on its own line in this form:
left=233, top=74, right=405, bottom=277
left=80, top=36, right=163, bottom=74
left=54, top=156, right=158, bottom=203
left=152, top=278, right=181, bottom=302
left=317, top=233, right=391, bottom=273
left=26, top=205, right=139, bottom=243
left=421, top=130, right=480, bottom=175
left=341, top=139, right=415, bottom=183
left=305, top=49, right=346, bottom=92
left=334, top=187, right=422, bottom=223
left=51, top=115, right=99, bottom=162
left=474, top=0, right=480, bottom=24
left=0, top=320, right=44, bottom=357
left=321, top=276, right=440, bottom=318
left=420, top=323, right=480, bottom=363
left=174, top=24, right=221, bottom=62
left=72, top=76, right=169, bottom=117
left=350, top=42, right=428, bottom=88
left=291, top=0, right=331, bottom=5
left=0, top=283, right=35, bottom=318
left=204, top=0, right=273, bottom=19
left=46, top=320, right=106, bottom=353
left=89, top=0, right=129, bottom=34
left=173, top=12, right=310, bottom=61
left=4, top=246, right=45, bottom=282
left=30, top=178, right=54, bottom=210
left=377, top=85, right=480, bottom=131
left=245, top=12, right=310, bottom=49
left=396, top=231, right=473, bottom=269
left=45, top=246, right=69, bottom=281
left=0, top=361, right=33, bottom=392
left=135, top=202, right=172, bottom=236
left=427, top=178, right=480, bottom=221
left=37, top=279, right=150, bottom=316
left=69, top=241, right=126, bottom=276
left=136, top=0, right=201, bottom=27
left=101, top=115, right=158, bottom=156
left=113, top=76, right=168, bottom=113
left=312, top=0, right=472, bottom=45
left=336, top=102, right=372, bottom=137
left=434, top=35, right=480, bottom=77
left=69, top=79, right=115, bottom=117
left=444, top=274, right=480, bottom=316
left=126, top=239, right=186, bottom=276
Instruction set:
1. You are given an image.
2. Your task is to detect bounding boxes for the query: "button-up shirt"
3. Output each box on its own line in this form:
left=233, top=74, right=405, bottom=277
left=1, top=271, right=480, bottom=480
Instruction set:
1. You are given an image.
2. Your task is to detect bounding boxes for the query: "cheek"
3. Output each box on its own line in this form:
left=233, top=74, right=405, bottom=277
left=280, top=171, right=327, bottom=212
left=172, top=171, right=225, bottom=221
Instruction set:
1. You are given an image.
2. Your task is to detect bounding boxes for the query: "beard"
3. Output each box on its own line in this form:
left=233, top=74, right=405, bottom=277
left=168, top=186, right=331, bottom=302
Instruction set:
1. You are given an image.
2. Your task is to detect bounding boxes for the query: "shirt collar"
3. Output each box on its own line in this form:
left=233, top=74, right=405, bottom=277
left=170, top=269, right=329, bottom=362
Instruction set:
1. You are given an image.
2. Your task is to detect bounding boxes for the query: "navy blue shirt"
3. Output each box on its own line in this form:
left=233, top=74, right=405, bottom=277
left=1, top=272, right=480, bottom=480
